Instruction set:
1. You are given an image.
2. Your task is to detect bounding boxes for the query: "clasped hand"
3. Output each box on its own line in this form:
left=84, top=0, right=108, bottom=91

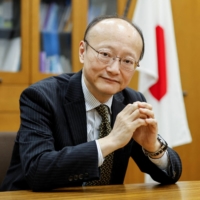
left=99, top=101, right=159, bottom=157
left=110, top=101, right=158, bottom=152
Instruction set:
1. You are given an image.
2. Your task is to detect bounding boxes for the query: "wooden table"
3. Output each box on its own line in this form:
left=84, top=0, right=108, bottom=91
left=0, top=181, right=200, bottom=200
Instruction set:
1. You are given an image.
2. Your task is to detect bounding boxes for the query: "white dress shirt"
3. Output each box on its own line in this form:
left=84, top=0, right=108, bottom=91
left=81, top=75, right=168, bottom=170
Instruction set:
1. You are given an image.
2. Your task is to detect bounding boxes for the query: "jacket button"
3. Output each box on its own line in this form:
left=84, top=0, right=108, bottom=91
left=74, top=175, right=78, bottom=181
left=68, top=176, right=73, bottom=181
left=84, top=173, right=89, bottom=178
left=79, top=174, right=83, bottom=180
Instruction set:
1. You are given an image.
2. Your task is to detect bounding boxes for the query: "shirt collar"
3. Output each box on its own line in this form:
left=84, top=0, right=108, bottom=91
left=81, top=74, right=113, bottom=113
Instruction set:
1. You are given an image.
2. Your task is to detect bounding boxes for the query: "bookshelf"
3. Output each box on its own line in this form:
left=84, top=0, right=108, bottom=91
left=0, top=1, right=138, bottom=130
left=0, top=0, right=30, bottom=131
left=30, top=0, right=88, bottom=84
left=0, top=0, right=30, bottom=84
left=30, top=0, right=136, bottom=84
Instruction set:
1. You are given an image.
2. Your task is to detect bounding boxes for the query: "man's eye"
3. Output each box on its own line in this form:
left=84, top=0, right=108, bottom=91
left=123, top=59, right=134, bottom=65
left=100, top=52, right=111, bottom=58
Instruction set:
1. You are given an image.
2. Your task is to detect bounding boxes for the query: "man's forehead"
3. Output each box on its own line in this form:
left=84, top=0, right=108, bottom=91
left=88, top=18, right=136, bottom=38
left=94, top=18, right=132, bottom=29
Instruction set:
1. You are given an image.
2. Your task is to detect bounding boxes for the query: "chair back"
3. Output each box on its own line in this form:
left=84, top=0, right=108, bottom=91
left=0, top=132, right=16, bottom=185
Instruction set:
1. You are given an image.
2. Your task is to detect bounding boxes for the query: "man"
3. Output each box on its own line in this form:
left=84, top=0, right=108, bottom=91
left=0, top=15, right=182, bottom=191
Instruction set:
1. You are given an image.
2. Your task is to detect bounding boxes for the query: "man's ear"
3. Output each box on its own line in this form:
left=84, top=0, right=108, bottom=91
left=79, top=41, right=85, bottom=63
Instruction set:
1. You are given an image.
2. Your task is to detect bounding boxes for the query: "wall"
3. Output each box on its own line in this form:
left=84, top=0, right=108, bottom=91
left=124, top=0, right=200, bottom=183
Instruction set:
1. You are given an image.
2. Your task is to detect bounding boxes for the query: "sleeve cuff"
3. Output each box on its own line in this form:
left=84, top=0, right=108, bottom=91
left=95, top=140, right=105, bottom=167
left=148, top=150, right=169, bottom=170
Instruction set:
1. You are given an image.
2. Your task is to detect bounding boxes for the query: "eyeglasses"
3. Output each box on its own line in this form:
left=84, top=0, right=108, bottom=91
left=84, top=40, right=139, bottom=72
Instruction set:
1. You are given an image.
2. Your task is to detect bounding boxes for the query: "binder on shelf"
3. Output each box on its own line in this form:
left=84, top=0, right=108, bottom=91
left=1, top=37, right=21, bottom=72
left=0, top=2, right=3, bottom=28
left=42, top=3, right=51, bottom=30
left=44, top=3, right=59, bottom=31
left=1, top=0, right=13, bottom=29
left=40, top=2, right=48, bottom=30
left=59, top=33, right=71, bottom=59
left=39, top=51, right=46, bottom=73
left=0, top=0, right=13, bottom=29
left=58, top=4, right=71, bottom=32
left=0, top=39, right=9, bottom=70
left=60, top=55, right=71, bottom=73
left=41, top=31, right=62, bottom=73
left=63, top=12, right=72, bottom=33
left=88, top=1, right=107, bottom=24
left=0, top=0, right=21, bottom=72
left=39, top=0, right=72, bottom=73
left=59, top=33, right=71, bottom=72
left=88, top=0, right=117, bottom=24
left=56, top=7, right=64, bottom=30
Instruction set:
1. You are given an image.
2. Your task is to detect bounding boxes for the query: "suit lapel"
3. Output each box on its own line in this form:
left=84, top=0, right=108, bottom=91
left=63, top=71, right=88, bottom=145
left=111, top=92, right=125, bottom=127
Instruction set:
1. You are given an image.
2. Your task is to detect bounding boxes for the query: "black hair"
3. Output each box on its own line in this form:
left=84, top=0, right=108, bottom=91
left=83, top=14, right=145, bottom=61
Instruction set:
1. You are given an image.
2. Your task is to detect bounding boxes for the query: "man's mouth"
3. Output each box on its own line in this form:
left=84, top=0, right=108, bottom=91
left=101, top=77, right=119, bottom=83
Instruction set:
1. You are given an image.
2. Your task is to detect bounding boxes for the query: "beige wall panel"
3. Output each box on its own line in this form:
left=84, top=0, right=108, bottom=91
left=125, top=0, right=200, bottom=183
left=0, top=85, right=27, bottom=112
left=0, top=113, right=20, bottom=132
left=172, top=0, right=200, bottom=181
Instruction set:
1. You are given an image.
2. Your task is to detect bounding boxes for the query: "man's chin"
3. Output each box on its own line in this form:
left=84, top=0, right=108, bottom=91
left=100, top=88, right=120, bottom=96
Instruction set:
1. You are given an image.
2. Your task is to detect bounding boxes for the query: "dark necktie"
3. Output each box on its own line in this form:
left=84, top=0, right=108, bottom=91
left=86, top=104, right=114, bottom=185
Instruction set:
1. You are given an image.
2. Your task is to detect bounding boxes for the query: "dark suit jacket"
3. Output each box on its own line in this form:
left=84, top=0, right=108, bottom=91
left=0, top=71, right=182, bottom=191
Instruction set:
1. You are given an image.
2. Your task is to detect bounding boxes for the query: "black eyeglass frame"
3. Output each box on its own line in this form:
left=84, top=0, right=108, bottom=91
left=84, top=40, right=140, bottom=71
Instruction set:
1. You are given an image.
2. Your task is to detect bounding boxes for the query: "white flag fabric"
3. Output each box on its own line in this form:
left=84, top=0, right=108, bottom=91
left=133, top=0, right=192, bottom=147
left=132, top=0, right=192, bottom=183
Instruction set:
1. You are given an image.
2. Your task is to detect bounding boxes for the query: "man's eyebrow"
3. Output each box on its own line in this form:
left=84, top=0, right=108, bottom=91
left=95, top=43, right=136, bottom=57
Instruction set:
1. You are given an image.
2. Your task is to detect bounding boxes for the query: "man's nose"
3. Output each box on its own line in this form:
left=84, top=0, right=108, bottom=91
left=112, top=56, right=121, bottom=62
left=106, top=57, right=121, bottom=72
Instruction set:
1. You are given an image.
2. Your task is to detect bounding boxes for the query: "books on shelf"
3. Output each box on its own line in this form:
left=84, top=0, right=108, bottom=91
left=39, top=1, right=72, bottom=73
left=40, top=31, right=71, bottom=74
left=44, top=3, right=59, bottom=31
left=0, top=0, right=21, bottom=72
left=40, top=3, right=48, bottom=30
left=39, top=51, right=70, bottom=74
left=88, top=1, right=107, bottom=24
left=40, top=1, right=72, bottom=33
left=0, top=37, right=21, bottom=72
left=0, top=2, right=3, bottom=28
left=41, top=31, right=62, bottom=73
left=58, top=5, right=71, bottom=33
left=0, top=39, right=9, bottom=68
left=0, top=0, right=13, bottom=29
left=0, top=39, right=9, bottom=69
left=88, top=0, right=117, bottom=24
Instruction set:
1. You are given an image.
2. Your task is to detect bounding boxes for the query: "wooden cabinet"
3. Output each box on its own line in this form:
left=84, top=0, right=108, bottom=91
left=30, top=0, right=88, bottom=84
left=29, top=0, right=136, bottom=84
left=0, top=0, right=30, bottom=131
left=0, top=1, right=30, bottom=85
left=0, top=85, right=28, bottom=131
left=0, top=0, right=88, bottom=131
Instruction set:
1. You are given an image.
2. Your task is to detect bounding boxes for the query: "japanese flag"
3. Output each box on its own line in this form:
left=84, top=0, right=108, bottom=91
left=132, top=0, right=192, bottom=182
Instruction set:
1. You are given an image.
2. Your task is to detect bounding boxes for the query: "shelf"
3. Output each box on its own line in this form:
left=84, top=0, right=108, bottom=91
left=0, top=0, right=30, bottom=84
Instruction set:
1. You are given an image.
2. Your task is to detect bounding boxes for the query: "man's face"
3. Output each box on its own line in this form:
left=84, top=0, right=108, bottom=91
left=79, top=18, right=143, bottom=103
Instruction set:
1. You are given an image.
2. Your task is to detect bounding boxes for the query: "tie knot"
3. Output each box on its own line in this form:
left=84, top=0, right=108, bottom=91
left=95, top=104, right=109, bottom=119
